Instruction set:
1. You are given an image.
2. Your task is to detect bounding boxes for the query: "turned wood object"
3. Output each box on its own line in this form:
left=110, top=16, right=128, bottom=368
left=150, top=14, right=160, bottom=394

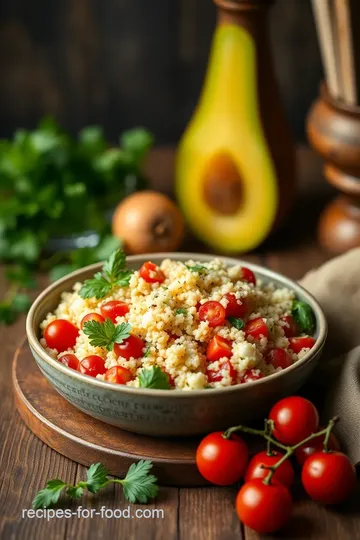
left=307, top=84, right=360, bottom=253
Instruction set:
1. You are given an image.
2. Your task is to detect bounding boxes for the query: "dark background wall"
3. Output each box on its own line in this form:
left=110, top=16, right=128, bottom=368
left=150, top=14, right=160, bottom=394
left=0, top=0, right=322, bottom=144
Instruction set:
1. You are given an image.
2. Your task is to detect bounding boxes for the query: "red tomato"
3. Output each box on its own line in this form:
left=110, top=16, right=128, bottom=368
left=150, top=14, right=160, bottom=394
left=100, top=300, right=129, bottom=323
left=236, top=479, right=292, bottom=534
left=79, top=355, right=106, bottom=377
left=58, top=354, right=80, bottom=371
left=269, top=396, right=319, bottom=445
left=244, top=318, right=268, bottom=340
left=104, top=366, right=133, bottom=384
left=281, top=315, right=299, bottom=338
left=289, top=336, right=315, bottom=354
left=206, top=360, right=237, bottom=384
left=302, top=451, right=356, bottom=504
left=266, top=348, right=293, bottom=369
left=240, top=369, right=264, bottom=383
left=44, top=319, right=79, bottom=352
left=80, top=312, right=105, bottom=329
left=114, top=335, right=145, bottom=359
left=244, top=451, right=294, bottom=488
left=139, top=262, right=165, bottom=283
left=224, top=293, right=248, bottom=318
left=240, top=267, right=256, bottom=286
left=295, top=430, right=340, bottom=466
left=206, top=335, right=232, bottom=361
left=199, top=301, right=226, bottom=327
left=196, top=431, right=249, bottom=485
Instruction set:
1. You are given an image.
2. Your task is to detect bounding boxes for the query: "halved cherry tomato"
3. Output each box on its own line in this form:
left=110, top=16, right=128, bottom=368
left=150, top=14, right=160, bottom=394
left=196, top=431, right=249, bottom=485
left=269, top=396, right=319, bottom=445
left=240, top=267, right=256, bottom=285
left=289, top=336, right=315, bottom=354
left=266, top=348, right=293, bottom=369
left=244, top=450, right=294, bottom=488
left=281, top=315, right=299, bottom=338
left=302, top=451, right=356, bottom=504
left=100, top=300, right=129, bottom=323
left=139, top=262, right=165, bottom=284
left=199, top=301, right=226, bottom=327
left=207, top=360, right=237, bottom=383
left=80, top=312, right=105, bottom=329
left=295, top=430, right=340, bottom=466
left=114, top=335, right=145, bottom=359
left=206, top=335, right=232, bottom=361
left=104, top=366, right=133, bottom=384
left=236, top=479, right=292, bottom=534
left=58, top=354, right=80, bottom=371
left=79, top=355, right=106, bottom=377
left=224, top=293, right=248, bottom=318
left=244, top=318, right=268, bottom=340
left=44, top=319, right=79, bottom=352
left=240, top=369, right=264, bottom=383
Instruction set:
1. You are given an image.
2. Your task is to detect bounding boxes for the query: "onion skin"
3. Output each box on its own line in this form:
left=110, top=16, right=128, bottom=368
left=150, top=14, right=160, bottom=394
left=112, top=191, right=184, bottom=254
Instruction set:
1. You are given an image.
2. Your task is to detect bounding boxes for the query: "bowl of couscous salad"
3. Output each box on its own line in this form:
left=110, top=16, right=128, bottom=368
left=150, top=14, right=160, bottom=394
left=26, top=250, right=327, bottom=436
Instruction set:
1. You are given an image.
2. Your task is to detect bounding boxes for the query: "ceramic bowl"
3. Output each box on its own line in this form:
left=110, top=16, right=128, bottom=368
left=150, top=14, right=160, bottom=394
left=26, top=253, right=327, bottom=437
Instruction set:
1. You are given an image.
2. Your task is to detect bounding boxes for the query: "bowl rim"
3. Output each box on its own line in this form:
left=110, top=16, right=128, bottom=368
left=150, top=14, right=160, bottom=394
left=26, top=252, right=328, bottom=397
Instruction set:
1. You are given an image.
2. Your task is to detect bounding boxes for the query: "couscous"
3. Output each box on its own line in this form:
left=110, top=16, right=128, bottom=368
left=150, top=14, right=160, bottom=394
left=40, top=249, right=316, bottom=390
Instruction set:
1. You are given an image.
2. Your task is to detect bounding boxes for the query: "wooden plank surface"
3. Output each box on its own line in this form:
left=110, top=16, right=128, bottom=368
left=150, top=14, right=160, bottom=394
left=0, top=146, right=359, bottom=540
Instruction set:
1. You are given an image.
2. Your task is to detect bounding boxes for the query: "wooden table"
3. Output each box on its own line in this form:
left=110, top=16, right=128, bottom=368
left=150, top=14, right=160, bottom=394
left=1, top=146, right=359, bottom=540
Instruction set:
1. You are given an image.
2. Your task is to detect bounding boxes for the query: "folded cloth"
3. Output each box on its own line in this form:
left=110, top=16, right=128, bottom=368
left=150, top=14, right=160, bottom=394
left=299, top=248, right=360, bottom=466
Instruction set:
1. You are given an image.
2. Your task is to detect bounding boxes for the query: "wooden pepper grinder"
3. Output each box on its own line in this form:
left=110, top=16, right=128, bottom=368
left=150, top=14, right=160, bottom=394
left=307, top=84, right=360, bottom=253
left=175, top=0, right=296, bottom=254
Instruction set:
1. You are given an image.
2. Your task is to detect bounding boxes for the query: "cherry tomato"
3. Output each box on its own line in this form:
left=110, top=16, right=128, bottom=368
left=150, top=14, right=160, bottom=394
left=79, top=355, right=106, bottom=377
left=289, top=336, right=315, bottom=354
left=295, top=430, right=340, bottom=466
left=206, top=360, right=237, bottom=383
left=199, top=301, right=226, bottom=327
left=80, top=312, right=105, bottom=329
left=240, top=369, right=264, bottom=383
left=302, top=451, right=356, bottom=504
left=266, top=348, right=293, bottom=369
left=244, top=318, right=269, bottom=340
left=104, top=366, right=133, bottom=384
left=100, top=300, right=129, bottom=323
left=269, top=396, right=319, bottom=445
left=139, top=262, right=165, bottom=284
left=196, top=431, right=248, bottom=485
left=44, top=319, right=79, bottom=352
left=244, top=451, right=294, bottom=488
left=240, top=267, right=256, bottom=286
left=58, top=354, right=80, bottom=371
left=114, top=335, right=145, bottom=359
left=224, top=293, right=248, bottom=318
left=206, top=335, right=232, bottom=361
left=281, top=315, right=299, bottom=338
left=236, top=479, right=292, bottom=534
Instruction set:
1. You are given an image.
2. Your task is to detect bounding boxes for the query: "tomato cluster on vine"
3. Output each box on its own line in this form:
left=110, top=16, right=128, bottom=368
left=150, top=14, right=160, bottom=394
left=195, top=396, right=357, bottom=534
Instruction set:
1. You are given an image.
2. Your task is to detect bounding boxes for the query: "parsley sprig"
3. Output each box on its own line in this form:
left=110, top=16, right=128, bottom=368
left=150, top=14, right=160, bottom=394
left=32, top=460, right=159, bottom=509
left=79, top=248, right=133, bottom=299
left=138, top=366, right=171, bottom=389
left=185, top=264, right=207, bottom=275
left=83, top=319, right=131, bottom=351
left=292, top=300, right=316, bottom=335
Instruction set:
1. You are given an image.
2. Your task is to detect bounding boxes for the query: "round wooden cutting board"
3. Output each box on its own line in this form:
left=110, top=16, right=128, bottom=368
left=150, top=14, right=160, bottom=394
left=12, top=338, right=207, bottom=486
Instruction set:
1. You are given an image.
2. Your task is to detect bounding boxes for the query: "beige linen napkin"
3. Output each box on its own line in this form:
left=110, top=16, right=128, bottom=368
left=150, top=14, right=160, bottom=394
left=299, top=248, right=360, bottom=466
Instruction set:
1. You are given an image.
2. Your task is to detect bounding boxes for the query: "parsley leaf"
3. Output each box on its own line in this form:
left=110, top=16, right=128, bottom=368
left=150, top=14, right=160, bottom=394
left=83, top=319, right=131, bottom=351
left=175, top=308, right=187, bottom=315
left=121, top=460, right=159, bottom=504
left=228, top=317, right=245, bottom=330
left=186, top=264, right=207, bottom=274
left=138, top=366, right=171, bottom=390
left=79, top=248, right=133, bottom=299
left=32, top=460, right=159, bottom=509
left=292, top=301, right=316, bottom=335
